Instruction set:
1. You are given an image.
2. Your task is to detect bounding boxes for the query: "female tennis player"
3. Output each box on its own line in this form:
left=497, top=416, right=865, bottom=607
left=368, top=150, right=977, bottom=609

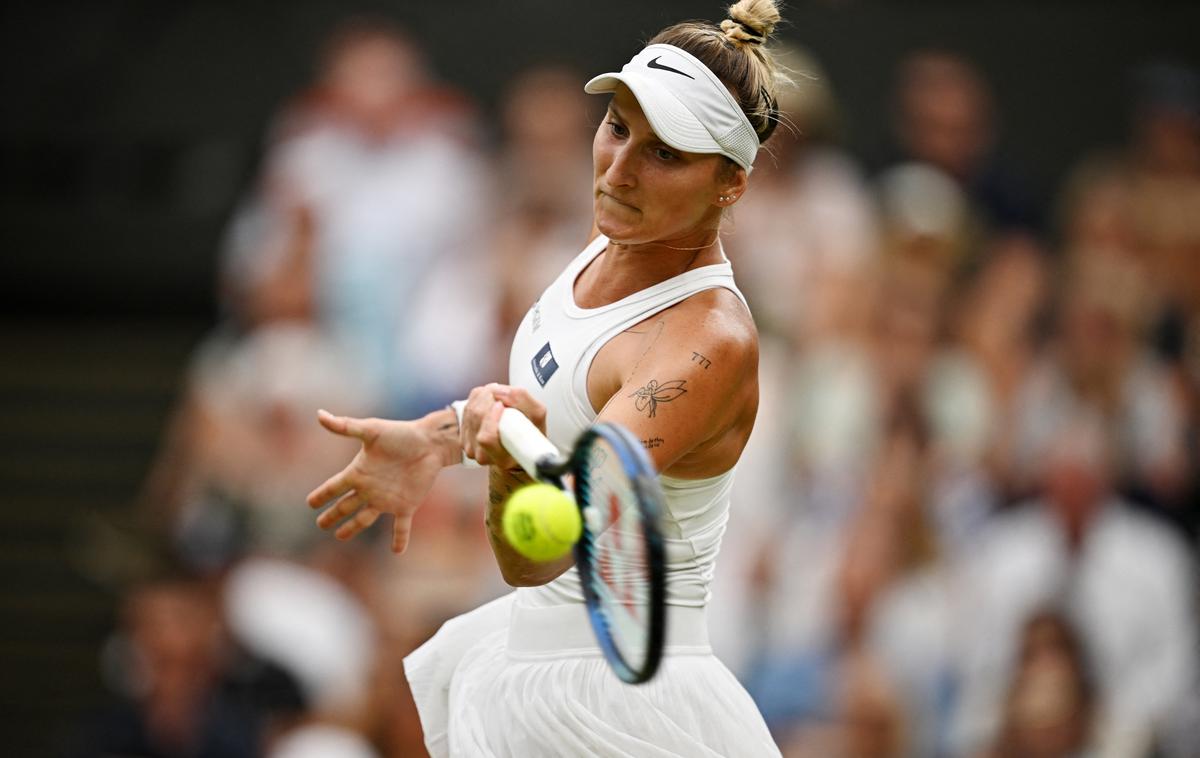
left=308, top=1, right=787, bottom=754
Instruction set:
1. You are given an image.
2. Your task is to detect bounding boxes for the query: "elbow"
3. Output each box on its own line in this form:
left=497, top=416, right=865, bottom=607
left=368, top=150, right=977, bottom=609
left=497, top=555, right=572, bottom=587
left=502, top=574, right=540, bottom=588
left=499, top=565, right=553, bottom=587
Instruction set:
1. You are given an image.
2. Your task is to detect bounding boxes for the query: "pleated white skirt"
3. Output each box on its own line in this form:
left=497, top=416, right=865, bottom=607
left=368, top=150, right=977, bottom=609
left=404, top=592, right=780, bottom=757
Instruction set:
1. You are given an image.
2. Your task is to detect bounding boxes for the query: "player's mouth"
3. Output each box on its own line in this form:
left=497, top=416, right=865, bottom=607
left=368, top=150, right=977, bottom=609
left=597, top=189, right=639, bottom=212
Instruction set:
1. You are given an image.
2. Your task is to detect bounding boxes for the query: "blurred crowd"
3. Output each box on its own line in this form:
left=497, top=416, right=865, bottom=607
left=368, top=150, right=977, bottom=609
left=70, top=18, right=1199, bottom=758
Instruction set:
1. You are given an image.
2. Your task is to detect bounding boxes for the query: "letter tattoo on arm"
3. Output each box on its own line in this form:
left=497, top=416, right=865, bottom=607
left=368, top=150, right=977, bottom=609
left=629, top=379, right=687, bottom=417
left=690, top=352, right=711, bottom=369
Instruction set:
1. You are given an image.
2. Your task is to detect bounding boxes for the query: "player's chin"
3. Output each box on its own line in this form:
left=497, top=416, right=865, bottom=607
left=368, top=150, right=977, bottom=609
left=595, top=214, right=644, bottom=244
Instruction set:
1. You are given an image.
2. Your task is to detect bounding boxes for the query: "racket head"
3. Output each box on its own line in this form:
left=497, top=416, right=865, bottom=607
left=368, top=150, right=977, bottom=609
left=569, top=421, right=667, bottom=684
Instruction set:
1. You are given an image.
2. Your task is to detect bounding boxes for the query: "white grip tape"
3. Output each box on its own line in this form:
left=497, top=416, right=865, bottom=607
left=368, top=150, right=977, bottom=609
left=498, top=407, right=560, bottom=479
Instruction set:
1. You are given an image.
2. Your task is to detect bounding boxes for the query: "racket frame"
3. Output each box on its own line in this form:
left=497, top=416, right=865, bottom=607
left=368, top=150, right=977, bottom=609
left=498, top=409, right=667, bottom=684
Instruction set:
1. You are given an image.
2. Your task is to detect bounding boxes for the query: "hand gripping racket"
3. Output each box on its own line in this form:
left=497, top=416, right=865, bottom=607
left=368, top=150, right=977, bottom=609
left=498, top=408, right=667, bottom=684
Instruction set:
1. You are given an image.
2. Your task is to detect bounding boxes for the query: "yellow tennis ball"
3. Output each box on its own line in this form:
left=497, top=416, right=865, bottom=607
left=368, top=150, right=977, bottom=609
left=502, top=483, right=581, bottom=562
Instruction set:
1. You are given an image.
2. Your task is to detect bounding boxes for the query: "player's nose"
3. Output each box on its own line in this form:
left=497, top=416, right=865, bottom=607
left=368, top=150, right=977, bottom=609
left=604, top=142, right=638, bottom=189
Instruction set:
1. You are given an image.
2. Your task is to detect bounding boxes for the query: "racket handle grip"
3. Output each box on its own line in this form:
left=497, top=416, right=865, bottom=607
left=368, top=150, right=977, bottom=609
left=498, top=407, right=559, bottom=479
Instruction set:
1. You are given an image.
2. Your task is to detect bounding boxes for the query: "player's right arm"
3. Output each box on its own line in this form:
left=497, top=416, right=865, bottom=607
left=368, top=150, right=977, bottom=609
left=461, top=384, right=576, bottom=587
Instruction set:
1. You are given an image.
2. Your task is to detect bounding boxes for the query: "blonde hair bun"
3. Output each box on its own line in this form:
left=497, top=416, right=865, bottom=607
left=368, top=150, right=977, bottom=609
left=648, top=0, right=789, bottom=143
left=722, top=0, right=782, bottom=45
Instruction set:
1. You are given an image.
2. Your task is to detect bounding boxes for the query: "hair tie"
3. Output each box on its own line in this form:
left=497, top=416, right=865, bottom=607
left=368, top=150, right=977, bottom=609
left=737, top=20, right=766, bottom=43
left=720, top=18, right=765, bottom=45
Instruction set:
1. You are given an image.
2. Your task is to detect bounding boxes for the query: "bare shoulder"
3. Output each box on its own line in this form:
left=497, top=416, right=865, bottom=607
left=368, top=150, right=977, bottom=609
left=658, top=287, right=758, bottom=370
left=600, top=286, right=759, bottom=476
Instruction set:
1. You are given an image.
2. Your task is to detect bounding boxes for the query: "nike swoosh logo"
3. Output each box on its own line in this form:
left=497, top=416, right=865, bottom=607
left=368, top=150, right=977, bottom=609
left=647, top=56, right=694, bottom=80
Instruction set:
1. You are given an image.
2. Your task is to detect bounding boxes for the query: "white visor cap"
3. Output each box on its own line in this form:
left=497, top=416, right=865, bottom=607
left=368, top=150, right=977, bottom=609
left=585, top=43, right=760, bottom=172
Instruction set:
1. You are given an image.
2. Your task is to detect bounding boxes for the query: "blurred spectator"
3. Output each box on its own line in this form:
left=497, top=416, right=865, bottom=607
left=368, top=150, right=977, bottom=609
left=1126, top=62, right=1200, bottom=354
left=97, top=19, right=518, bottom=758
left=714, top=45, right=880, bottom=686
left=138, top=322, right=381, bottom=564
left=980, top=610, right=1097, bottom=758
left=1124, top=62, right=1200, bottom=534
left=267, top=724, right=380, bottom=758
left=222, top=18, right=491, bottom=416
left=724, top=45, right=879, bottom=342
left=489, top=65, right=596, bottom=344
left=877, top=162, right=969, bottom=278
left=856, top=405, right=962, bottom=758
left=751, top=402, right=959, bottom=757
left=873, top=170, right=1011, bottom=553
left=68, top=577, right=261, bottom=758
left=926, top=235, right=1050, bottom=542
left=1008, top=227, right=1189, bottom=513
left=222, top=557, right=376, bottom=719
left=873, top=168, right=959, bottom=411
left=944, top=237, right=1049, bottom=462
left=776, top=650, right=906, bottom=758
left=953, top=409, right=1198, bottom=756
left=1050, top=61, right=1200, bottom=536
left=883, top=50, right=1042, bottom=266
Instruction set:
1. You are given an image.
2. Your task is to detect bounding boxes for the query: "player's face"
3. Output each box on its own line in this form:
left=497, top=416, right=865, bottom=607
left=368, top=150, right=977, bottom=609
left=592, top=85, right=737, bottom=246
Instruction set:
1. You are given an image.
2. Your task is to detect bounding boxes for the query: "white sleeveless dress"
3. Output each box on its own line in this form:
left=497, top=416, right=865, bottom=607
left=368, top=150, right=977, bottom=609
left=404, top=235, right=780, bottom=757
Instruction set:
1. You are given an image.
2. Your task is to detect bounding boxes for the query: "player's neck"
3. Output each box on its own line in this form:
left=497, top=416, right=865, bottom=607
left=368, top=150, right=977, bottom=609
left=608, top=227, right=723, bottom=275
left=577, top=233, right=722, bottom=308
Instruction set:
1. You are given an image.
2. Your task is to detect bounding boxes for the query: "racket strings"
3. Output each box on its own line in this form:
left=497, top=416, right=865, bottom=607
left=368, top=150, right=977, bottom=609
left=581, top=438, right=655, bottom=666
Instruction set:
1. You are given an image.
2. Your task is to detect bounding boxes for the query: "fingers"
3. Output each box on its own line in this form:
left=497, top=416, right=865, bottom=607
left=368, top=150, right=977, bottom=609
left=477, top=400, right=504, bottom=448
left=316, top=490, right=364, bottom=529
left=489, top=384, right=547, bottom=431
left=307, top=467, right=354, bottom=509
left=335, top=504, right=380, bottom=541
left=488, top=383, right=518, bottom=405
left=477, top=401, right=516, bottom=469
left=318, top=493, right=413, bottom=553
left=461, top=386, right=499, bottom=464
left=316, top=408, right=348, bottom=434
left=460, top=392, right=513, bottom=468
left=315, top=490, right=381, bottom=542
left=391, top=513, right=413, bottom=554
left=317, top=409, right=377, bottom=443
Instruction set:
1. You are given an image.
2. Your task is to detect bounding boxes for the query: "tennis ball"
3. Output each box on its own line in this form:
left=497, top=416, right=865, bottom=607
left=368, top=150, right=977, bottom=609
left=502, top=483, right=581, bottom=562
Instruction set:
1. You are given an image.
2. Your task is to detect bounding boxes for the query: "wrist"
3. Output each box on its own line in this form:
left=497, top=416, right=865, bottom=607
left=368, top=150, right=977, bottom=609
left=418, top=406, right=461, bottom=468
left=449, top=400, right=484, bottom=468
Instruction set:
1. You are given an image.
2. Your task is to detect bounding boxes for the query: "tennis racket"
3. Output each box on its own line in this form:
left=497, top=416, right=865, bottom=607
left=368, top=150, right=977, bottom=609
left=498, top=408, right=667, bottom=684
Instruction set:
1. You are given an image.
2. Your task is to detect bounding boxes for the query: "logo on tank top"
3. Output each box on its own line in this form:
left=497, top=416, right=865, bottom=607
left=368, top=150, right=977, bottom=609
left=531, top=342, right=558, bottom=387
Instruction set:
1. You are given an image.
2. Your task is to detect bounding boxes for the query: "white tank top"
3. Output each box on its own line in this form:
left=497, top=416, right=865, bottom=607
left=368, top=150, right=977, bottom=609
left=507, top=234, right=750, bottom=609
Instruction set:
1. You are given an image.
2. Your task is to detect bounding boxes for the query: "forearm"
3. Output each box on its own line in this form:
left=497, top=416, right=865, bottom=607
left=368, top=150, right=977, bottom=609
left=486, top=465, right=573, bottom=586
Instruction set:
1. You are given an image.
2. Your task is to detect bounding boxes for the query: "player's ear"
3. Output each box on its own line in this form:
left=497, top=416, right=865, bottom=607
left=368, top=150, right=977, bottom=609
left=715, top=161, right=748, bottom=207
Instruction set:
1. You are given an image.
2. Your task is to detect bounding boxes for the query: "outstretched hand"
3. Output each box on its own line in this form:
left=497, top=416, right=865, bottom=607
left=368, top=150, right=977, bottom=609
left=306, top=408, right=456, bottom=553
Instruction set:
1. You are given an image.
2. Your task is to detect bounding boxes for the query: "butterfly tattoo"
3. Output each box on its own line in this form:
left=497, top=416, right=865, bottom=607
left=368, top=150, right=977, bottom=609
left=629, top=379, right=687, bottom=418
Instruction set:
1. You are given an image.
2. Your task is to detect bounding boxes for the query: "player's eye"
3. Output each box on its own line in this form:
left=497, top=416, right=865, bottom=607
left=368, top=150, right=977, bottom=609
left=653, top=147, right=678, bottom=162
left=606, top=120, right=628, bottom=138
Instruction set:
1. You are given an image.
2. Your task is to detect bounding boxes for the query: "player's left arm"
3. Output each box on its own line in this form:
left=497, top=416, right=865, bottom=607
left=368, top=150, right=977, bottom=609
left=596, top=288, right=759, bottom=479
